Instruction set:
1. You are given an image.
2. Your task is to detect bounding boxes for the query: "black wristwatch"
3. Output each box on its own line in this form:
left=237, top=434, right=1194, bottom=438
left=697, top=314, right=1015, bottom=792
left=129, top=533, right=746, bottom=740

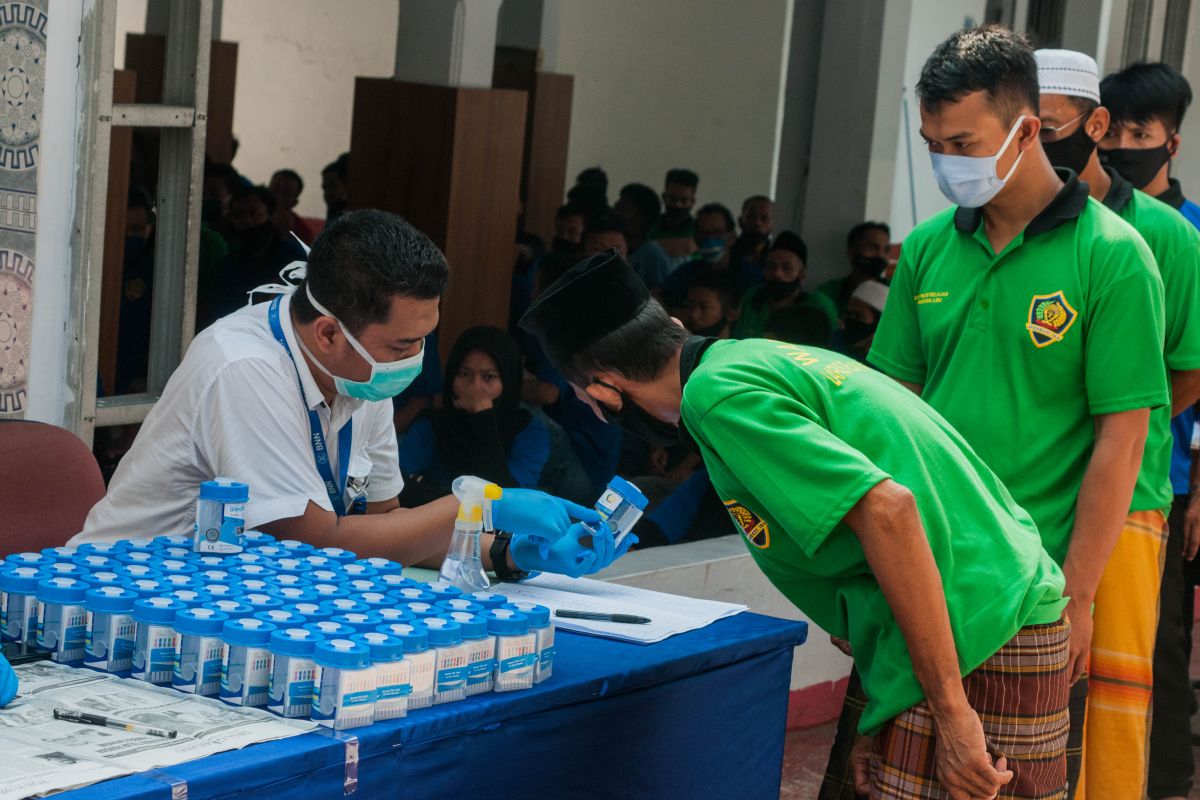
left=490, top=531, right=529, bottom=582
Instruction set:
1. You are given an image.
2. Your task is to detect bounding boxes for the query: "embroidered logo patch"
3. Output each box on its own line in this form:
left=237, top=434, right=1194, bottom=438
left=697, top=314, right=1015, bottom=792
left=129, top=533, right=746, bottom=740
left=724, top=500, right=769, bottom=549
left=1026, top=291, right=1078, bottom=348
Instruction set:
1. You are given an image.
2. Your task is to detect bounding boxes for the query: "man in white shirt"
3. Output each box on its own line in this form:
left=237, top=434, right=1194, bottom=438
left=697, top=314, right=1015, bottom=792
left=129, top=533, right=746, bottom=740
left=76, top=211, right=604, bottom=574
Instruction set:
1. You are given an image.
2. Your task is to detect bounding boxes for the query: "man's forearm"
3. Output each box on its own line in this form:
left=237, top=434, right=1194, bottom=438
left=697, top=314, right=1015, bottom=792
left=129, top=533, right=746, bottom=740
left=846, top=479, right=968, bottom=715
left=259, top=495, right=459, bottom=565
left=1170, top=369, right=1200, bottom=417
left=1061, top=410, right=1149, bottom=607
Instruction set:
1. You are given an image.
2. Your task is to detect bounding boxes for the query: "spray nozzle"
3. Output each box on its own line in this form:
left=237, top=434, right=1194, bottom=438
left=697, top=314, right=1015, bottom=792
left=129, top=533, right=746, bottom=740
left=451, top=475, right=503, bottom=530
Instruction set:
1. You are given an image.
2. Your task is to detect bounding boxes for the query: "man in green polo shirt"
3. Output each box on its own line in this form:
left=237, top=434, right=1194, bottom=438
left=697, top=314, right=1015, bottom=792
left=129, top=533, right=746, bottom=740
left=870, top=28, right=1167, bottom=800
left=521, top=250, right=1070, bottom=799
left=1037, top=48, right=1200, bottom=800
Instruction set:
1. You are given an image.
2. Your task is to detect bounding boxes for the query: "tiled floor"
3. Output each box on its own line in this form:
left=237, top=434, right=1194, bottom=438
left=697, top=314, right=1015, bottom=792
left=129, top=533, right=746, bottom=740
left=780, top=618, right=1200, bottom=799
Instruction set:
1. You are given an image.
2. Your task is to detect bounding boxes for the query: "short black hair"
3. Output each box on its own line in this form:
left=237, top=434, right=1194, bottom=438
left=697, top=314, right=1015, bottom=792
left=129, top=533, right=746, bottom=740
left=695, top=202, right=735, bottom=233
left=555, top=202, right=587, bottom=221
left=1101, top=62, right=1193, bottom=131
left=231, top=184, right=277, bottom=216
left=847, top=221, right=891, bottom=249
left=619, top=183, right=662, bottom=224
left=664, top=168, right=699, bottom=189
left=741, top=194, right=772, bottom=212
left=561, top=299, right=690, bottom=387
left=322, top=153, right=349, bottom=181
left=917, top=25, right=1039, bottom=123
left=690, top=269, right=743, bottom=311
left=576, top=166, right=609, bottom=194
left=204, top=162, right=239, bottom=189
left=128, top=185, right=154, bottom=214
left=271, top=168, right=304, bottom=194
left=769, top=230, right=808, bottom=264
left=292, top=210, right=449, bottom=334
left=765, top=305, right=833, bottom=347
left=583, top=211, right=626, bottom=240
left=565, top=185, right=608, bottom=217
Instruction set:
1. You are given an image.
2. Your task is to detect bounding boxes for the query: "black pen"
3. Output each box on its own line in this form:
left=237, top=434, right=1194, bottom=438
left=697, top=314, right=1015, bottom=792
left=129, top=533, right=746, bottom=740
left=54, top=708, right=177, bottom=739
left=556, top=610, right=652, bottom=624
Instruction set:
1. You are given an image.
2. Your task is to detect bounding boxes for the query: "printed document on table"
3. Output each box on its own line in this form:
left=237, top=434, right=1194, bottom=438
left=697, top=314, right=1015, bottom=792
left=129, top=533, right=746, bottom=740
left=0, top=661, right=315, bottom=799
left=492, top=574, right=747, bottom=644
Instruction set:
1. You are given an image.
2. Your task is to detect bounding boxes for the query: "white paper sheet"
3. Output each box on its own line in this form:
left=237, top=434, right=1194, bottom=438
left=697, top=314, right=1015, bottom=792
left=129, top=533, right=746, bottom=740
left=491, top=574, right=747, bottom=644
left=0, top=661, right=315, bottom=799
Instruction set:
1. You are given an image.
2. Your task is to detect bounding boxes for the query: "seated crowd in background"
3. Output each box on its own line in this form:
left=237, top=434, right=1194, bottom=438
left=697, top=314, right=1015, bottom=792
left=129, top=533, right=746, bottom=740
left=110, top=152, right=893, bottom=552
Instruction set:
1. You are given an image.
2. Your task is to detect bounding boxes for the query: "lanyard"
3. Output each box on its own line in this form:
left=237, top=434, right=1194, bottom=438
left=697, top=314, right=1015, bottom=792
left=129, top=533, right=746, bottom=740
left=267, top=295, right=353, bottom=517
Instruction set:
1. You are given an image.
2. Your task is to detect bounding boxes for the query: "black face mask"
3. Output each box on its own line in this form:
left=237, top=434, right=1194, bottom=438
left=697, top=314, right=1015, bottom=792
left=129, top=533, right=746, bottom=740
left=551, top=236, right=581, bottom=255
left=236, top=222, right=276, bottom=252
left=843, top=318, right=877, bottom=361
left=1101, top=144, right=1173, bottom=190
left=764, top=279, right=801, bottom=302
left=852, top=255, right=887, bottom=279
left=598, top=391, right=679, bottom=447
left=1042, top=119, right=1098, bottom=176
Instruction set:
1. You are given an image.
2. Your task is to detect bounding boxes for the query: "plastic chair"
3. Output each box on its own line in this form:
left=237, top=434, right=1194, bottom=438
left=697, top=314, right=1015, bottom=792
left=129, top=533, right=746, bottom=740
left=0, top=420, right=105, bottom=556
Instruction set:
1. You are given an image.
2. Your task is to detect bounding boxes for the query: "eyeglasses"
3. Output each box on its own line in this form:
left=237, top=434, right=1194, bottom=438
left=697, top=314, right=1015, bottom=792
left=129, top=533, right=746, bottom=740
left=1038, top=110, right=1090, bottom=143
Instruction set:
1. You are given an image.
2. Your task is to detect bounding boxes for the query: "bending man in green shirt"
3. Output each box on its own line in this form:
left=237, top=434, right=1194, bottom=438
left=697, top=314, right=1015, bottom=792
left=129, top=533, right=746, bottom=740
left=521, top=250, right=1070, bottom=800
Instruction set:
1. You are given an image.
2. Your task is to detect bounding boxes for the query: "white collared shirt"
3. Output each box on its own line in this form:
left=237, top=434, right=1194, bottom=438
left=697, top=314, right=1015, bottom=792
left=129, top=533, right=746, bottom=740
left=73, top=293, right=403, bottom=543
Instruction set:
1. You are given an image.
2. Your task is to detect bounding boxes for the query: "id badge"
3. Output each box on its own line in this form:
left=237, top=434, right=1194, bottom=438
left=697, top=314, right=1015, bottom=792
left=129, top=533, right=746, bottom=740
left=345, top=455, right=371, bottom=516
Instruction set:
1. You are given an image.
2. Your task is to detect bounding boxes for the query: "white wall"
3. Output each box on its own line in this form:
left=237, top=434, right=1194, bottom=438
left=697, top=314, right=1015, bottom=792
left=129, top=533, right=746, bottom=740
left=885, top=0, right=986, bottom=240
left=221, top=0, right=399, bottom=218
left=553, top=0, right=792, bottom=215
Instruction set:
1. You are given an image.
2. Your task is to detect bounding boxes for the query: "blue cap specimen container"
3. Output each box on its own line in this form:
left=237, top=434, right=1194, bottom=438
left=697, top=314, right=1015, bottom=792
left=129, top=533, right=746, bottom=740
left=320, top=597, right=368, bottom=616
left=254, top=608, right=306, bottom=628
left=123, top=577, right=171, bottom=600
left=271, top=585, right=320, bottom=606
left=268, top=627, right=324, bottom=718
left=377, top=622, right=429, bottom=653
left=353, top=558, right=402, bottom=577
left=206, top=599, right=255, bottom=620
left=425, top=582, right=464, bottom=604
left=42, top=546, right=78, bottom=562
left=310, top=547, right=356, bottom=565
left=310, top=582, right=350, bottom=600
left=83, top=585, right=139, bottom=675
left=241, top=531, right=276, bottom=548
left=131, top=596, right=187, bottom=684
left=173, top=607, right=230, bottom=695
left=466, top=592, right=507, bottom=610
left=4, top=552, right=48, bottom=569
left=0, top=566, right=45, bottom=644
left=330, top=611, right=384, bottom=634
left=275, top=539, right=315, bottom=556
left=35, top=577, right=89, bottom=664
left=283, top=602, right=330, bottom=624
left=72, top=554, right=116, bottom=572
left=437, top=598, right=485, bottom=616
left=219, top=617, right=277, bottom=707
left=304, top=620, right=355, bottom=639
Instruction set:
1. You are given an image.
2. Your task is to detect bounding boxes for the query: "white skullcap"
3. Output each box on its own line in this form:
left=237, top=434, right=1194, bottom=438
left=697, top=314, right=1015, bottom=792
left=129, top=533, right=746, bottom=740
left=850, top=280, right=889, bottom=313
left=1035, top=49, right=1100, bottom=104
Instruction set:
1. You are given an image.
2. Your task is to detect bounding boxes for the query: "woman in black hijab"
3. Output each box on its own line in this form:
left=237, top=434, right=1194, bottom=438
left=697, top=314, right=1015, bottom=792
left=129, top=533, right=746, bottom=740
left=399, top=326, right=549, bottom=504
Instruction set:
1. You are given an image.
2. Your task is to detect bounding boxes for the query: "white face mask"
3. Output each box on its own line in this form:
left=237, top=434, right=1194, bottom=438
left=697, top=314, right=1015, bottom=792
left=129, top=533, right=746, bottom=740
left=299, top=285, right=425, bottom=402
left=930, top=115, right=1028, bottom=208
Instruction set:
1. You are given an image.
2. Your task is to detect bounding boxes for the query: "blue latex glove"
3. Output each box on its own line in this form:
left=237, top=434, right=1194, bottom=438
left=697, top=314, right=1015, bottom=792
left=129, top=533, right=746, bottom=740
left=493, top=489, right=601, bottom=550
left=510, top=522, right=638, bottom=579
left=0, top=652, right=16, bottom=707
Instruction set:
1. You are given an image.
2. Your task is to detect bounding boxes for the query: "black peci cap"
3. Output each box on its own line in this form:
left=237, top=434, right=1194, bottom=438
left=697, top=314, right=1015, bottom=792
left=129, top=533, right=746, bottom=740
left=519, top=249, right=650, bottom=370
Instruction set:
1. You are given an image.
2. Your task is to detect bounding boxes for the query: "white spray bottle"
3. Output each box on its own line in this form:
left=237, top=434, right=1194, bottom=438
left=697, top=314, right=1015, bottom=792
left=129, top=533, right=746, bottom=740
left=438, top=476, right=502, bottom=593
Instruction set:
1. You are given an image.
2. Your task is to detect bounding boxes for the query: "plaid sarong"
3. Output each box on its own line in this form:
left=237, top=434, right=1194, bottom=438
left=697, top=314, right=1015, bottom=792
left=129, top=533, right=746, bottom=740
left=870, top=617, right=1071, bottom=799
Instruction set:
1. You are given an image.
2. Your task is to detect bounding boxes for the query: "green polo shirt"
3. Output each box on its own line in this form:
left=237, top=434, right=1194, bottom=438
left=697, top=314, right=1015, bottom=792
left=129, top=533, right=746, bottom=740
left=1102, top=167, right=1200, bottom=514
left=870, top=174, right=1167, bottom=565
left=682, top=339, right=1067, bottom=734
left=734, top=286, right=839, bottom=339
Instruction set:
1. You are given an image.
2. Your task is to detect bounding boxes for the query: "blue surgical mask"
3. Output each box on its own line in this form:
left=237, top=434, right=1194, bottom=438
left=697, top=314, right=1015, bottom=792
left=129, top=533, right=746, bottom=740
left=697, top=236, right=727, bottom=263
left=299, top=285, right=425, bottom=402
left=930, top=115, right=1027, bottom=208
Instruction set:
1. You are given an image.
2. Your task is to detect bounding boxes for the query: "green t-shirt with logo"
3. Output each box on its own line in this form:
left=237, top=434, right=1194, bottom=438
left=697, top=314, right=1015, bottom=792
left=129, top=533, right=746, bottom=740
left=870, top=176, right=1167, bottom=564
left=681, top=339, right=1067, bottom=734
left=1103, top=170, right=1200, bottom=514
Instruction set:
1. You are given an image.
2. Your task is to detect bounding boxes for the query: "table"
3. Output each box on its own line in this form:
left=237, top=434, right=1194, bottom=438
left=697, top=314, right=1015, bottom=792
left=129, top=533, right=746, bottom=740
left=59, top=612, right=806, bottom=800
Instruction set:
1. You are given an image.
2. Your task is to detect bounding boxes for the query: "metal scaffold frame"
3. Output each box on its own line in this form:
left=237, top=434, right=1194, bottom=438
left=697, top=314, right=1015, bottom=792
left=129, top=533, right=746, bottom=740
left=69, top=0, right=211, bottom=443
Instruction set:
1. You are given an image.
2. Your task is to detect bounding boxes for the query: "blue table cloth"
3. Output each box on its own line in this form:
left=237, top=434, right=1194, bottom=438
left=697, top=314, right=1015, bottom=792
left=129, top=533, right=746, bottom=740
left=61, top=612, right=807, bottom=800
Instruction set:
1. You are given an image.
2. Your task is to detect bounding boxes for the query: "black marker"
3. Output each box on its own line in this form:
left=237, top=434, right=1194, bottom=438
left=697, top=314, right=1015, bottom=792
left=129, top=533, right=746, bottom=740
left=555, top=610, right=651, bottom=624
left=54, top=708, right=177, bottom=739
